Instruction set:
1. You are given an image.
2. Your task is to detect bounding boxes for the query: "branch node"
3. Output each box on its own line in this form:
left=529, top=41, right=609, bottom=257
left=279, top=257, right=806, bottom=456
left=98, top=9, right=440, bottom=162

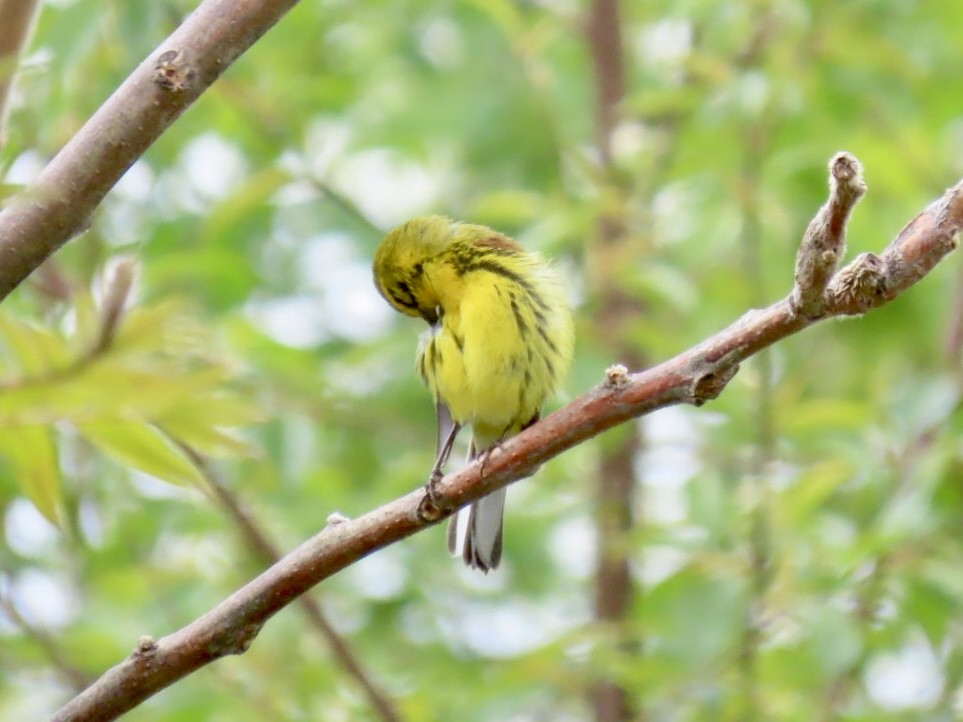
left=207, top=621, right=264, bottom=658
left=416, top=495, right=446, bottom=524
left=826, top=252, right=888, bottom=315
left=325, top=511, right=351, bottom=526
left=134, top=635, right=158, bottom=657
left=690, top=362, right=740, bottom=406
left=153, top=49, right=196, bottom=92
left=791, top=151, right=867, bottom=319
left=604, top=363, right=630, bottom=388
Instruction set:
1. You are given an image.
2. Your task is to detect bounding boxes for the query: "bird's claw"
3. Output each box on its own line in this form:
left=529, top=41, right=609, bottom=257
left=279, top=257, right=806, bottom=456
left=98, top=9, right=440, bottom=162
left=425, top=467, right=445, bottom=506
left=478, top=446, right=495, bottom=476
left=418, top=468, right=449, bottom=523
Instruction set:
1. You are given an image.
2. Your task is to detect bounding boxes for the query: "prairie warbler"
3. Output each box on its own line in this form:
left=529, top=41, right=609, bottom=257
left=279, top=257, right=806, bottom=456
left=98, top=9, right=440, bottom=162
left=373, top=215, right=574, bottom=572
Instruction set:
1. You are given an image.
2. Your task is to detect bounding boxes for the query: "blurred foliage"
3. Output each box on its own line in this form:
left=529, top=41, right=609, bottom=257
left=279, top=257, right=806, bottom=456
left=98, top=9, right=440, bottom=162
left=3, top=0, right=963, bottom=720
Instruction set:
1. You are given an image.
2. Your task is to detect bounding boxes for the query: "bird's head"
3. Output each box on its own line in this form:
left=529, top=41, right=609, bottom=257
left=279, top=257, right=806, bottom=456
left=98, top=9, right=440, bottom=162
left=373, top=215, right=455, bottom=324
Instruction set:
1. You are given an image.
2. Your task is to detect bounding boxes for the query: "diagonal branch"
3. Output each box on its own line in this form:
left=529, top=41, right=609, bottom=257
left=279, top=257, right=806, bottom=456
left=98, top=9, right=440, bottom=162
left=49, top=155, right=962, bottom=722
left=176, top=443, right=403, bottom=722
left=0, top=0, right=304, bottom=302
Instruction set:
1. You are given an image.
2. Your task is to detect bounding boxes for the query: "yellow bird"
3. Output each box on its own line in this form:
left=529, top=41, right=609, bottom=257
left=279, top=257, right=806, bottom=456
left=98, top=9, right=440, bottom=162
left=373, top=216, right=574, bottom=571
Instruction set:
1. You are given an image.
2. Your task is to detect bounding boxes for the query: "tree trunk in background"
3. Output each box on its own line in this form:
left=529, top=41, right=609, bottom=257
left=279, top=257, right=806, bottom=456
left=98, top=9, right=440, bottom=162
left=586, top=3, right=641, bottom=721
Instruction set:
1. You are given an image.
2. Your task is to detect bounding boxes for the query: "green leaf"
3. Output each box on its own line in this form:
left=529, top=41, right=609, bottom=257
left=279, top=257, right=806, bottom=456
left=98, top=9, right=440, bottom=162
left=905, top=574, right=957, bottom=645
left=155, top=391, right=265, bottom=431
left=468, top=189, right=543, bottom=227
left=200, top=168, right=289, bottom=248
left=108, top=299, right=193, bottom=355
left=776, top=459, right=853, bottom=528
left=464, top=0, right=523, bottom=39
left=0, top=364, right=223, bottom=425
left=0, top=425, right=64, bottom=527
left=801, top=605, right=863, bottom=678
left=158, top=419, right=258, bottom=459
left=77, top=421, right=205, bottom=488
left=0, top=311, right=70, bottom=376
left=783, top=399, right=875, bottom=435
left=642, top=566, right=745, bottom=664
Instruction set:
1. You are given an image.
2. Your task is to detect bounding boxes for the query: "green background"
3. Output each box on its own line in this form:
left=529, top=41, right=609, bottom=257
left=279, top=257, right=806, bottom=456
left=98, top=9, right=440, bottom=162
left=3, top=1, right=963, bottom=720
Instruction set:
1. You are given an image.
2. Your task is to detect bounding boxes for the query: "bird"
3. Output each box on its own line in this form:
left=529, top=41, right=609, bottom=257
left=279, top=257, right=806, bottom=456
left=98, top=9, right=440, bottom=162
left=373, top=215, right=574, bottom=571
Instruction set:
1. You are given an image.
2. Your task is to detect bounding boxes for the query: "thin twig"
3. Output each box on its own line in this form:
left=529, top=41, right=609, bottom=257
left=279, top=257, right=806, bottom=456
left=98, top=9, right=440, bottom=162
left=308, top=177, right=384, bottom=236
left=47, top=159, right=963, bottom=722
left=175, top=443, right=403, bottom=722
left=0, top=587, right=94, bottom=692
left=792, top=153, right=868, bottom=317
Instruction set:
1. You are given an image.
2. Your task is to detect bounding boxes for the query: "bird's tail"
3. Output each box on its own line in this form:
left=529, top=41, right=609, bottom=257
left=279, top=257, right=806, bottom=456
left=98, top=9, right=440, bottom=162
left=446, top=435, right=507, bottom=573
left=449, top=488, right=505, bottom=573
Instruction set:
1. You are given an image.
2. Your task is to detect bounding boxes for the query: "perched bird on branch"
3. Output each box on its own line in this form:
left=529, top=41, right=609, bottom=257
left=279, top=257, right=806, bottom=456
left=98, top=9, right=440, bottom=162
left=374, top=215, right=574, bottom=571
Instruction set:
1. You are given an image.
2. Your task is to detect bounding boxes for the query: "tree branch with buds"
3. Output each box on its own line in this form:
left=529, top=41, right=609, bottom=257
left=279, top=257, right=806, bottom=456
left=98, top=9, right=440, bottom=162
left=49, top=153, right=962, bottom=721
left=0, top=0, right=304, bottom=301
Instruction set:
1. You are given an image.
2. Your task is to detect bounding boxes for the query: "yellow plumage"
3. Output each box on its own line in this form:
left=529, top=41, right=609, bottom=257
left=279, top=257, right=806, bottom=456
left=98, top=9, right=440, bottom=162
left=373, top=215, right=574, bottom=571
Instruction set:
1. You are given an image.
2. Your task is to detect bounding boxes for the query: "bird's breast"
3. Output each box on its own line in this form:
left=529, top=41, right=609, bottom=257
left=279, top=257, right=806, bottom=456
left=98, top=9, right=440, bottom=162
left=418, top=283, right=560, bottom=435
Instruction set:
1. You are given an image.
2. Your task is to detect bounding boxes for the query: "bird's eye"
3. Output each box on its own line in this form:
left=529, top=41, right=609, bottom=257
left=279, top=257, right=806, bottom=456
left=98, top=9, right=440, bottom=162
left=389, top=281, right=417, bottom=311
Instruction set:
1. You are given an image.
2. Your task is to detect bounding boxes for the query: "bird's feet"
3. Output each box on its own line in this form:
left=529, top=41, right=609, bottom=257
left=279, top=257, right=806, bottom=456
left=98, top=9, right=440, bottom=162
left=477, top=445, right=497, bottom=476
left=425, top=466, right=445, bottom=506
left=418, top=467, right=449, bottom=523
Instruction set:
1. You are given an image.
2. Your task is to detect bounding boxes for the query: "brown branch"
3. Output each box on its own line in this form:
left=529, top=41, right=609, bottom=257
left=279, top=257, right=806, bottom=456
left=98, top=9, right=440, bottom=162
left=792, top=153, right=868, bottom=317
left=0, top=0, right=41, bottom=148
left=177, top=445, right=403, bottom=722
left=0, top=0, right=304, bottom=302
left=50, top=158, right=962, bottom=722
